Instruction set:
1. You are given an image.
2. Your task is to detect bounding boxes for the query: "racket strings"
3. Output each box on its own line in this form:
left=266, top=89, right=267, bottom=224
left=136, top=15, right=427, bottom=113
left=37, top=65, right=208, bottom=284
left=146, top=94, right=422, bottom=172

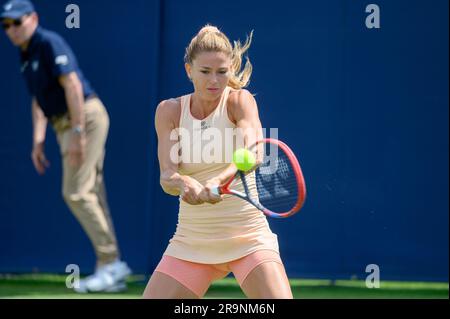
left=255, top=146, right=299, bottom=213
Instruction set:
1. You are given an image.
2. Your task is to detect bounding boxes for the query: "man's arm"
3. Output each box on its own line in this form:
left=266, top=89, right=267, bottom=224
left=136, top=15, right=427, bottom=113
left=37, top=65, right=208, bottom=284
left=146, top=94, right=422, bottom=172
left=58, top=72, right=85, bottom=131
left=31, top=98, right=50, bottom=175
left=58, top=72, right=86, bottom=167
left=32, top=97, right=48, bottom=148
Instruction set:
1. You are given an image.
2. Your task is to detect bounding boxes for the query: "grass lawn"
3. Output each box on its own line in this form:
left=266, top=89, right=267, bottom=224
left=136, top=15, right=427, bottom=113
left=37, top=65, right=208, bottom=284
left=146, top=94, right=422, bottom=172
left=0, top=274, right=448, bottom=299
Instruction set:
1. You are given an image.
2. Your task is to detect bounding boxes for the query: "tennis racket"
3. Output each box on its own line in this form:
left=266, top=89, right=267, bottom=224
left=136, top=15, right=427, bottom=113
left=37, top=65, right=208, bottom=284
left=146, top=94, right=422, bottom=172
left=210, top=138, right=306, bottom=218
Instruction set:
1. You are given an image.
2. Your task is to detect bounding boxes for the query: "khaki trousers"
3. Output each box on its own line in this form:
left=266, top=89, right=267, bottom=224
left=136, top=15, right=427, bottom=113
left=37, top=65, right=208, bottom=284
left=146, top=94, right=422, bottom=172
left=52, top=98, right=119, bottom=266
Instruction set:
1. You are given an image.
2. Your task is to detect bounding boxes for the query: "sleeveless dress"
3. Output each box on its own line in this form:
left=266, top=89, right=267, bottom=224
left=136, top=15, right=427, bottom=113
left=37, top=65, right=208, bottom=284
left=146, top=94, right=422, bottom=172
left=163, top=87, right=279, bottom=264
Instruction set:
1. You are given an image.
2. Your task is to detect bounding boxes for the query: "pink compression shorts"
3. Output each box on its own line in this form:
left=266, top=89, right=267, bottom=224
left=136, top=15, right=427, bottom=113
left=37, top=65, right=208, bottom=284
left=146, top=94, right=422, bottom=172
left=154, top=249, right=283, bottom=298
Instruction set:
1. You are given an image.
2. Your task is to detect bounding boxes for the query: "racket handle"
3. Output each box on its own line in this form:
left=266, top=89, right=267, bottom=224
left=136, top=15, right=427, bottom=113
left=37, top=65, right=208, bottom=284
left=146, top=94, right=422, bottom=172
left=210, top=186, right=221, bottom=196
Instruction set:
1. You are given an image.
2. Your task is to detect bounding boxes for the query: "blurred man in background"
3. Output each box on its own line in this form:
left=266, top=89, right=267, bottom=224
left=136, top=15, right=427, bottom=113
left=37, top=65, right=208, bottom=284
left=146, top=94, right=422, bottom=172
left=1, top=0, right=131, bottom=293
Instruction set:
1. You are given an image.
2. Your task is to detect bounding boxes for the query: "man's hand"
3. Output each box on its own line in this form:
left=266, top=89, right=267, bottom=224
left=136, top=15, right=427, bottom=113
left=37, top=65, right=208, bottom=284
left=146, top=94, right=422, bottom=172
left=31, top=143, right=50, bottom=175
left=68, top=132, right=86, bottom=167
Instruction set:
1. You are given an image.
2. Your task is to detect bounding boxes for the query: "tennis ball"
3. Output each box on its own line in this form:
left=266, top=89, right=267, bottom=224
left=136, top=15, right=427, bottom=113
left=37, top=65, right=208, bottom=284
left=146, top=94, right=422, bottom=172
left=233, top=148, right=256, bottom=171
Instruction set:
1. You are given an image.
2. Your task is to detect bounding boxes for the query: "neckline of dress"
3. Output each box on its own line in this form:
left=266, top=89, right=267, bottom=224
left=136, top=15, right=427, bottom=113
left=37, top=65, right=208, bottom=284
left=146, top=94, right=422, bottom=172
left=188, top=87, right=229, bottom=121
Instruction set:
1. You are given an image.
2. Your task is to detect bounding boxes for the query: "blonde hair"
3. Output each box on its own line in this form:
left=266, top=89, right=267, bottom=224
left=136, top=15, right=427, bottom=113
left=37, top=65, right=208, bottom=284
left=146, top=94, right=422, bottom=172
left=184, top=25, right=253, bottom=90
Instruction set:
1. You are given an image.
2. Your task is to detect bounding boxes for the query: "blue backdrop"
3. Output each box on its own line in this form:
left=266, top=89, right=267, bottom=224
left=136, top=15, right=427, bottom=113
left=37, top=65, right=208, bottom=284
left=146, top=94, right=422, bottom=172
left=0, top=0, right=448, bottom=282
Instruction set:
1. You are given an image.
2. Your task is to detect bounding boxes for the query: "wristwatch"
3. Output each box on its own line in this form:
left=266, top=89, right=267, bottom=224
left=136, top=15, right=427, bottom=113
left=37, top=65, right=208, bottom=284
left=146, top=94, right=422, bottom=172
left=72, top=125, right=84, bottom=135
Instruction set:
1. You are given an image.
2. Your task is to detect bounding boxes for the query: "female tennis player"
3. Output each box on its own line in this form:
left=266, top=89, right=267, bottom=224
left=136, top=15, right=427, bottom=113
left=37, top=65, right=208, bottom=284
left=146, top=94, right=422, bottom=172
left=143, top=25, right=293, bottom=299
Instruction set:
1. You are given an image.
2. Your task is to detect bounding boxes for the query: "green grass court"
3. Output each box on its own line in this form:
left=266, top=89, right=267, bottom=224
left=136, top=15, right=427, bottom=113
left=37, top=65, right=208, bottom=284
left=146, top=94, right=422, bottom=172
left=0, top=274, right=448, bottom=299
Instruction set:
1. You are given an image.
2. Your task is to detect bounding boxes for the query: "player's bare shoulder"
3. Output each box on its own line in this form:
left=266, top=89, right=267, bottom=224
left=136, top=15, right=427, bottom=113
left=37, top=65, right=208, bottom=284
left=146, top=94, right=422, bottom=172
left=227, top=88, right=258, bottom=122
left=155, top=98, right=182, bottom=129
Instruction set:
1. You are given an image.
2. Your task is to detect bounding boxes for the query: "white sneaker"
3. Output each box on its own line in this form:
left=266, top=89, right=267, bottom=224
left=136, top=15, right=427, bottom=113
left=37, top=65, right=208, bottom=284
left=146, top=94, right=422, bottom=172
left=74, top=260, right=132, bottom=293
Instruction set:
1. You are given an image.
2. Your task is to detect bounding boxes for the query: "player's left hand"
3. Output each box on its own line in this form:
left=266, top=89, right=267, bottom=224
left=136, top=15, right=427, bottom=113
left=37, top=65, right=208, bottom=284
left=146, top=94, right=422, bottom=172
left=68, top=133, right=86, bottom=167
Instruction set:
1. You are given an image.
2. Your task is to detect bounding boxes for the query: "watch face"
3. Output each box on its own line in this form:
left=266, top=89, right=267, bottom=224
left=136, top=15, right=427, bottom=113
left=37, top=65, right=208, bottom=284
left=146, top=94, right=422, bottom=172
left=73, top=126, right=84, bottom=134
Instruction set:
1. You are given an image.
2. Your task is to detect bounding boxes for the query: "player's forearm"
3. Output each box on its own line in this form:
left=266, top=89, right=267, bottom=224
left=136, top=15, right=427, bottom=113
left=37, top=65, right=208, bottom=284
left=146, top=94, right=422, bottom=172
left=31, top=99, right=48, bottom=147
left=213, top=163, right=238, bottom=185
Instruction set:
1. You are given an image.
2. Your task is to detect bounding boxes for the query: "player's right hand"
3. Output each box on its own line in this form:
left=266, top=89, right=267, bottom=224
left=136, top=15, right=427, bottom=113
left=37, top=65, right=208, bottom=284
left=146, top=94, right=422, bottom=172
left=180, top=176, right=207, bottom=205
left=31, top=144, right=50, bottom=175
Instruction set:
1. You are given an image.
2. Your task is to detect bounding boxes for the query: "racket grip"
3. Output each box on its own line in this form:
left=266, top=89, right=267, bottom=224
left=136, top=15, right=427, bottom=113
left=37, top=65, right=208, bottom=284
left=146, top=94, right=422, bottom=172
left=210, top=186, right=221, bottom=196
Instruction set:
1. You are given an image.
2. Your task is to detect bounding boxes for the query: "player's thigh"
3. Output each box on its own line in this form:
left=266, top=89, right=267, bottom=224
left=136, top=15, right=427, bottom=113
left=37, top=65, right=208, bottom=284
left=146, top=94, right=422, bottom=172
left=240, top=261, right=293, bottom=299
left=142, top=271, right=199, bottom=299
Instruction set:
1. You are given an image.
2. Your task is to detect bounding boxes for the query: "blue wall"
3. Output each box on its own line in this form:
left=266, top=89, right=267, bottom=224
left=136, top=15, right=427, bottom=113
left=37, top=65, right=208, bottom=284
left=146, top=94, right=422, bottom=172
left=0, top=0, right=448, bottom=282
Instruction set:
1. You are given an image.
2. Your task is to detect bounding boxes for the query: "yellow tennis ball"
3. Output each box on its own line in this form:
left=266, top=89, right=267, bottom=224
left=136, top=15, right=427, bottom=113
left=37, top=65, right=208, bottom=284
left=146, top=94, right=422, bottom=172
left=233, top=148, right=256, bottom=171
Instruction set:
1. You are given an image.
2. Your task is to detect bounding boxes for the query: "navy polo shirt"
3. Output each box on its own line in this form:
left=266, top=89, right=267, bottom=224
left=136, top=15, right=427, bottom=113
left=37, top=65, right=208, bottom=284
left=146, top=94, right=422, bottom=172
left=20, top=26, right=95, bottom=119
